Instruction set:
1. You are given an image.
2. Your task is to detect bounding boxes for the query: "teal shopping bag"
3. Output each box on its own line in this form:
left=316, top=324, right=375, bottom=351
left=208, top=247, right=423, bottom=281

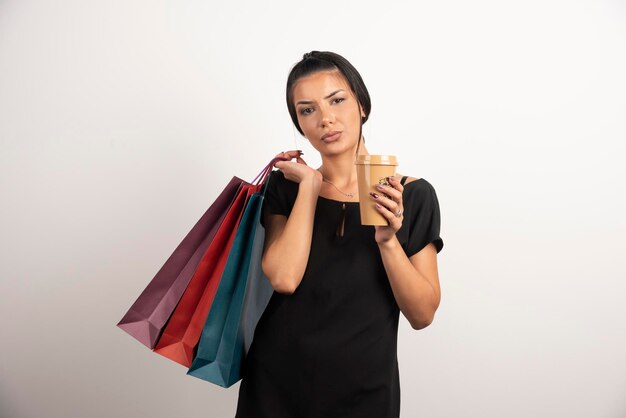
left=187, top=181, right=270, bottom=387
left=240, top=213, right=274, bottom=358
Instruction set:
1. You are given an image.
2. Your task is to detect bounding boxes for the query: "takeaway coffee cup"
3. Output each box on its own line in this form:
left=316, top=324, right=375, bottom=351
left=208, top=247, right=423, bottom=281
left=355, top=154, right=399, bottom=225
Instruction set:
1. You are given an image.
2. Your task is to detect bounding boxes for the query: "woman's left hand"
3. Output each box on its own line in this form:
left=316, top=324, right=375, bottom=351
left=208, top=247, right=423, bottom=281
left=370, top=176, right=405, bottom=245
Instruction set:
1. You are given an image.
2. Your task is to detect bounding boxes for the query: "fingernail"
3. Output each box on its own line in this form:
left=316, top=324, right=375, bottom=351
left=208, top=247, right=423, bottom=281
left=369, top=192, right=379, bottom=198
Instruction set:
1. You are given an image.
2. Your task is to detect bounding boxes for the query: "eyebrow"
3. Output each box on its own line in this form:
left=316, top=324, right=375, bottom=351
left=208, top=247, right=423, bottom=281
left=296, top=89, right=345, bottom=106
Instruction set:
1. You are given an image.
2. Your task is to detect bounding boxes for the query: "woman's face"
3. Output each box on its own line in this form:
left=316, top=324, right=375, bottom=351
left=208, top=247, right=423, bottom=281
left=292, top=70, right=365, bottom=156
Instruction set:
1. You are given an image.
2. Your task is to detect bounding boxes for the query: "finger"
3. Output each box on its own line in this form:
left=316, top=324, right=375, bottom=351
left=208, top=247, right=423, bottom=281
left=387, top=176, right=404, bottom=193
left=375, top=183, right=402, bottom=203
left=283, top=150, right=303, bottom=159
left=296, top=156, right=308, bottom=165
left=273, top=157, right=288, bottom=169
left=275, top=159, right=292, bottom=169
left=370, top=191, right=400, bottom=211
left=374, top=202, right=402, bottom=225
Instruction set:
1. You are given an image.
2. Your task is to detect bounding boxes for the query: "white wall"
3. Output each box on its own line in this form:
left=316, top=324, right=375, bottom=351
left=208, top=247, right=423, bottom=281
left=1, top=0, right=625, bottom=417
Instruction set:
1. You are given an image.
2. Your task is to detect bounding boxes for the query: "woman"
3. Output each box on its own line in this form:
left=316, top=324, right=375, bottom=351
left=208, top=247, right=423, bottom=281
left=235, top=51, right=444, bottom=418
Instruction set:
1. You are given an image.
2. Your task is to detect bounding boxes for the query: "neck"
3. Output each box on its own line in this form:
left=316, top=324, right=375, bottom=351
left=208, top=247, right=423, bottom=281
left=318, top=136, right=369, bottom=188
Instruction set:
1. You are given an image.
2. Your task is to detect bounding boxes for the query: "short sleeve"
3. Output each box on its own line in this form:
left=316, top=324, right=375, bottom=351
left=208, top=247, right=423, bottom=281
left=399, top=179, right=444, bottom=257
left=259, top=169, right=297, bottom=229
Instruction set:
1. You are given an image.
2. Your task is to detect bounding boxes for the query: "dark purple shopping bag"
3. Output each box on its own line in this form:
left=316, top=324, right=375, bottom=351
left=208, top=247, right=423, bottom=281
left=117, top=177, right=243, bottom=349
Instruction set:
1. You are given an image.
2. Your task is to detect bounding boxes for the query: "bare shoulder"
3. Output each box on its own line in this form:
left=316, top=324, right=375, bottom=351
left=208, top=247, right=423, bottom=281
left=393, top=173, right=421, bottom=186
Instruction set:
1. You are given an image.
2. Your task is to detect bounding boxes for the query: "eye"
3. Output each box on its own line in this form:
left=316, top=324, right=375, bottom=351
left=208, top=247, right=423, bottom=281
left=299, top=98, right=345, bottom=116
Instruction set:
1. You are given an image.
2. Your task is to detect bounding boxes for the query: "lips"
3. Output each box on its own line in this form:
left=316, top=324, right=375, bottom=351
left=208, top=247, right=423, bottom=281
left=322, top=131, right=341, bottom=142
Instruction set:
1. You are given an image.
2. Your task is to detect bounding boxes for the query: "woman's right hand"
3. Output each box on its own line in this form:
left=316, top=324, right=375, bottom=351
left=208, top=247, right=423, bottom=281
left=274, top=150, right=322, bottom=187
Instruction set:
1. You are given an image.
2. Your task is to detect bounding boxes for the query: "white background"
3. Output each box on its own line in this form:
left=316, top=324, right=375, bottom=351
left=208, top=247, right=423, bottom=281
left=1, top=1, right=625, bottom=417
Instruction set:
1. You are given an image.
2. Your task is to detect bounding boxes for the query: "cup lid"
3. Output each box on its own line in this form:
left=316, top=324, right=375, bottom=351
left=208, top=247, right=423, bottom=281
left=355, top=154, right=398, bottom=165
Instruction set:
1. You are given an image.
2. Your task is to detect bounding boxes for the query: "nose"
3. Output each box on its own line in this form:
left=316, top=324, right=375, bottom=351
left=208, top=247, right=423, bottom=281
left=319, top=104, right=335, bottom=126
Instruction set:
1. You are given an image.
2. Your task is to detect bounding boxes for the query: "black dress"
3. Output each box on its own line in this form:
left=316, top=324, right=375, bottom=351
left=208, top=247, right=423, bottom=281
left=235, top=169, right=444, bottom=418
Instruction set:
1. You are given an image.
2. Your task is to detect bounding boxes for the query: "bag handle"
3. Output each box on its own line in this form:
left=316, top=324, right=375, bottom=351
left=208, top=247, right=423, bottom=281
left=251, top=156, right=289, bottom=185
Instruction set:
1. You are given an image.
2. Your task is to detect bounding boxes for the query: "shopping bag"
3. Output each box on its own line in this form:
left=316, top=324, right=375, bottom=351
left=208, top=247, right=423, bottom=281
left=153, top=183, right=254, bottom=367
left=117, top=177, right=242, bottom=349
left=240, top=210, right=275, bottom=358
left=152, top=157, right=283, bottom=367
left=187, top=162, right=277, bottom=387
